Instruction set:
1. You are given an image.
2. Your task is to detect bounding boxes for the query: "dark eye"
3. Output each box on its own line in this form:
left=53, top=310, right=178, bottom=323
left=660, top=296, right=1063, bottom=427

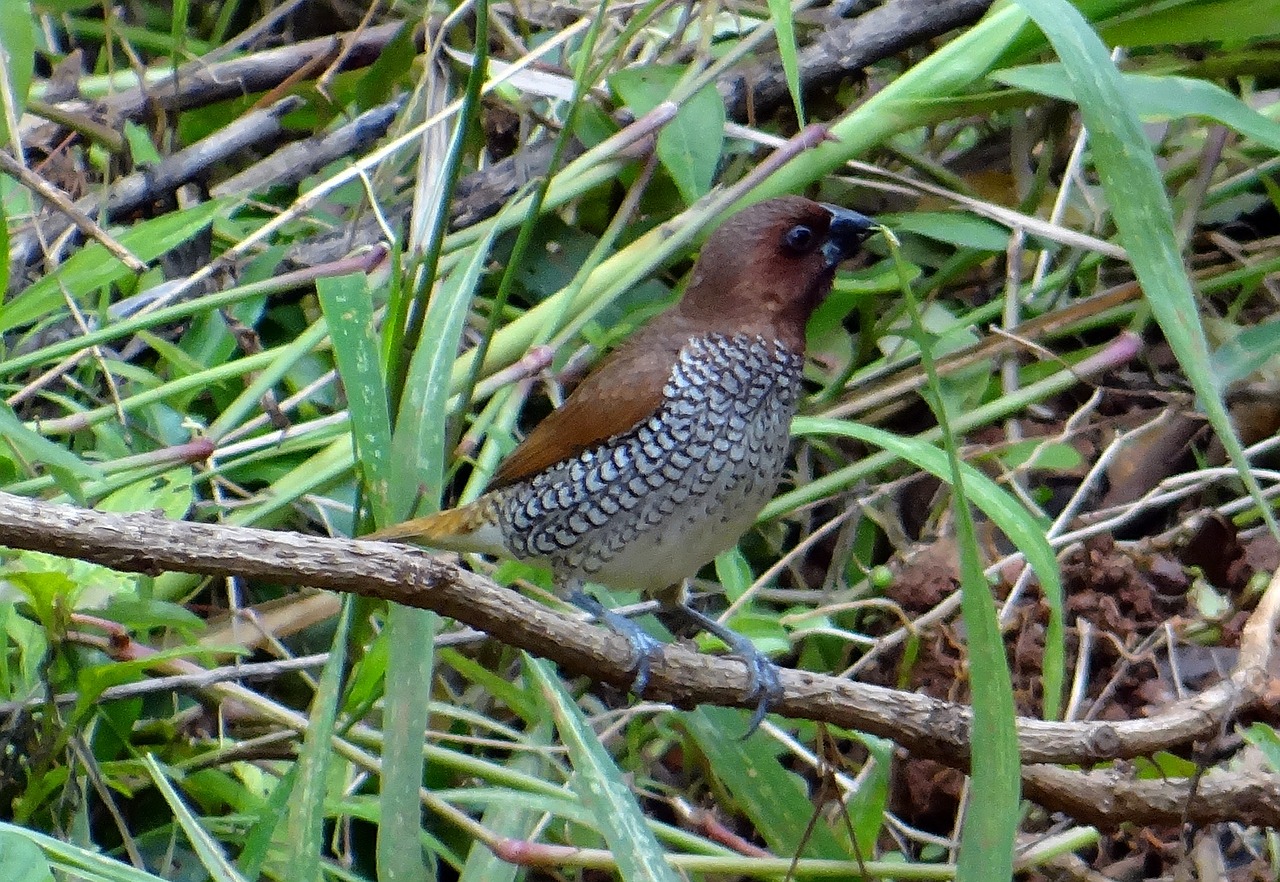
left=782, top=224, right=815, bottom=255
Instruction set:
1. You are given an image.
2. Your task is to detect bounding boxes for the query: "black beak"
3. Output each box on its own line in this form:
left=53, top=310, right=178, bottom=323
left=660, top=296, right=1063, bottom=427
left=820, top=204, right=876, bottom=268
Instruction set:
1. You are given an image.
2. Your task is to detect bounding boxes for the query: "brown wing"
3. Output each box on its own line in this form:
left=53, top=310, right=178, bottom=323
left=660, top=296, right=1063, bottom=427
left=489, top=322, right=689, bottom=489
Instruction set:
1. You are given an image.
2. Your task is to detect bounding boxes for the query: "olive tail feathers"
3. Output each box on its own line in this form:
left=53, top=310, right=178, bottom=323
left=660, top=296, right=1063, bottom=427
left=365, top=500, right=506, bottom=556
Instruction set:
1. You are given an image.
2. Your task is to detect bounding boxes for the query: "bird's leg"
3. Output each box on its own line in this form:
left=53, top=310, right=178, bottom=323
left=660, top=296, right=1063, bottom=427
left=566, top=584, right=665, bottom=696
left=663, top=581, right=784, bottom=736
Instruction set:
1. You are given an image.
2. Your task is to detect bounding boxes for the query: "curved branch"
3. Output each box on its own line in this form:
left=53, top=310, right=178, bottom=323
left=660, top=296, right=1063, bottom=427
left=1023, top=764, right=1280, bottom=828
left=0, top=490, right=1273, bottom=770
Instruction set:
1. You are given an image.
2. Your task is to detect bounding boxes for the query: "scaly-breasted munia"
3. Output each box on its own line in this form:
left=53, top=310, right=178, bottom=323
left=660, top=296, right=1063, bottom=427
left=372, top=196, right=875, bottom=726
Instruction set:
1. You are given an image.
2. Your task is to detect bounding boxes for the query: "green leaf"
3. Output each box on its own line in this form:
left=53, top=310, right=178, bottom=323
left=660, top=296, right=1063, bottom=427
left=884, top=212, right=1013, bottom=252
left=713, top=547, right=753, bottom=603
left=794, top=416, right=1064, bottom=722
left=996, top=440, right=1084, bottom=471
left=1209, top=318, right=1280, bottom=387
left=886, top=233, right=1019, bottom=882
left=683, top=707, right=845, bottom=857
left=123, top=121, right=162, bottom=164
left=1, top=200, right=225, bottom=335
left=526, top=655, right=681, bottom=882
left=102, top=598, right=204, bottom=633
left=0, top=402, right=101, bottom=502
left=390, top=226, right=500, bottom=517
left=0, top=1, right=35, bottom=146
left=0, top=192, right=9, bottom=290
left=1101, top=0, right=1280, bottom=46
left=143, top=755, right=249, bottom=882
left=0, top=830, right=54, bottom=882
left=317, top=272, right=394, bottom=524
left=237, top=764, right=299, bottom=880
left=356, top=22, right=416, bottom=109
left=1242, top=722, right=1280, bottom=772
left=765, top=0, right=805, bottom=124
left=440, top=648, right=537, bottom=724
left=992, top=65, right=1280, bottom=151
left=285, top=597, right=354, bottom=882
left=97, top=467, right=194, bottom=520
left=1013, top=0, right=1278, bottom=529
left=610, top=65, right=725, bottom=204
left=0, top=819, right=170, bottom=881
left=380, top=607, right=438, bottom=881
left=456, top=744, right=555, bottom=882
left=846, top=733, right=893, bottom=853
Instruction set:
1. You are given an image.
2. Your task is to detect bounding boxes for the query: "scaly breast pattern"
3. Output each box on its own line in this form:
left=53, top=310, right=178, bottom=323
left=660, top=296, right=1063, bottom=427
left=497, top=334, right=803, bottom=592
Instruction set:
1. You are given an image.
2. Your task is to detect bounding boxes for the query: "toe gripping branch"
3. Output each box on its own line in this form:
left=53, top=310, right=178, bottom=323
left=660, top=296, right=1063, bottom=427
left=569, top=590, right=783, bottom=736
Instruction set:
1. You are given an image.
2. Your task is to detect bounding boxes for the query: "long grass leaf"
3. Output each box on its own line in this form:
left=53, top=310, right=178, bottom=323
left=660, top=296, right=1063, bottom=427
left=992, top=65, right=1280, bottom=151
left=0, top=821, right=168, bottom=882
left=142, top=755, right=248, bottom=882
left=2, top=202, right=223, bottom=335
left=284, top=596, right=354, bottom=882
left=765, top=0, right=804, bottom=124
left=1011, top=0, right=1279, bottom=536
left=390, top=225, right=500, bottom=514
left=317, top=272, right=394, bottom=523
left=794, top=417, right=1064, bottom=719
left=526, top=655, right=681, bottom=882
left=682, top=707, right=845, bottom=857
left=889, top=235, right=1020, bottom=880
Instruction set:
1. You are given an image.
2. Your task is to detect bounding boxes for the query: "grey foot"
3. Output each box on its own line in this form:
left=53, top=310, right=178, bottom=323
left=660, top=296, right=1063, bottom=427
left=568, top=589, right=665, bottom=695
left=672, top=602, right=784, bottom=736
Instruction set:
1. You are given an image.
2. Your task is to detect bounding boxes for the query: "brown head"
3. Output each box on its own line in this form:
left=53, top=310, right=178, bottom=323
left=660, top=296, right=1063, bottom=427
left=678, top=196, right=875, bottom=349
left=484, top=197, right=874, bottom=490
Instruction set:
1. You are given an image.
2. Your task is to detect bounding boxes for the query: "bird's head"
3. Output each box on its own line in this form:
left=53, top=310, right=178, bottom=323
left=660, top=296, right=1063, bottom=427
left=678, top=196, right=876, bottom=348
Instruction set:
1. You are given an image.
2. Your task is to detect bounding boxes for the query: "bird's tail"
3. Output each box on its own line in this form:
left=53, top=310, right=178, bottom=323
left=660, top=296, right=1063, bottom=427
left=364, top=498, right=506, bottom=556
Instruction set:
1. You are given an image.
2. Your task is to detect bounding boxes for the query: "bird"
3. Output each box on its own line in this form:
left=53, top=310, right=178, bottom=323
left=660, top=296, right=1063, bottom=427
left=370, top=196, right=876, bottom=728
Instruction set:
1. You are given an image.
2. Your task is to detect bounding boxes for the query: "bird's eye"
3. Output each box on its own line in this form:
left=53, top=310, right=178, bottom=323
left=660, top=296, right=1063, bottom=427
left=782, top=224, right=815, bottom=255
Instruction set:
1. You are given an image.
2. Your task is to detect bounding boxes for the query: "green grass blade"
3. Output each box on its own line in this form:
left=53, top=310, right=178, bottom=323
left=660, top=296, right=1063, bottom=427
left=0, top=402, right=101, bottom=485
left=1101, top=0, right=1280, bottom=45
left=1, top=201, right=223, bottom=335
left=992, top=65, right=1280, bottom=151
left=142, top=755, right=248, bottom=882
left=609, top=65, right=724, bottom=204
left=390, top=225, right=500, bottom=516
left=1012, top=0, right=1279, bottom=537
left=0, top=0, right=34, bottom=127
left=526, top=655, right=681, bottom=882
left=220, top=434, right=355, bottom=527
left=889, top=234, right=1020, bottom=880
left=953, top=491, right=1020, bottom=882
left=285, top=595, right=354, bottom=882
left=0, top=821, right=167, bottom=882
left=0, top=829, right=54, bottom=882
left=317, top=272, right=394, bottom=524
left=378, top=109, right=502, bottom=882
left=682, top=707, right=845, bottom=857
left=379, top=604, right=438, bottom=882
left=319, top=267, right=436, bottom=881
left=794, top=416, right=1064, bottom=720
left=457, top=741, right=554, bottom=882
left=746, top=0, right=1154, bottom=201
left=765, top=0, right=805, bottom=124
left=206, top=319, right=329, bottom=441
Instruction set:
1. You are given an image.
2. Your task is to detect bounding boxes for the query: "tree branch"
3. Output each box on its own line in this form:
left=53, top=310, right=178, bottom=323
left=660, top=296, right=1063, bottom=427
left=0, top=489, right=1275, bottom=766
left=5, top=490, right=1280, bottom=824
left=720, top=0, right=997, bottom=122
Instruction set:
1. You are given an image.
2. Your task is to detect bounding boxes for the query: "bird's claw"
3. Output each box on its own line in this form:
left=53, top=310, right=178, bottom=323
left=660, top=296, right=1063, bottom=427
left=739, top=648, right=784, bottom=737
left=568, top=589, right=664, bottom=696
left=622, top=630, right=666, bottom=696
left=674, top=601, right=784, bottom=737
left=568, top=590, right=786, bottom=734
